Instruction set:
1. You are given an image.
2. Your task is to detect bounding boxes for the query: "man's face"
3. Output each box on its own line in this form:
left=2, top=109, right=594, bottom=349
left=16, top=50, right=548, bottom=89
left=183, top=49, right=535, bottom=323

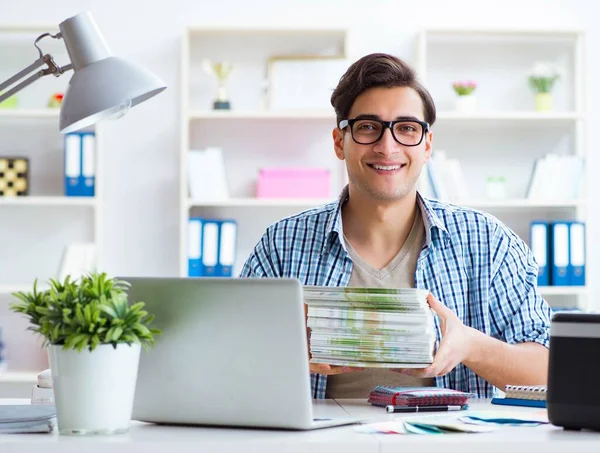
left=333, top=86, right=432, bottom=202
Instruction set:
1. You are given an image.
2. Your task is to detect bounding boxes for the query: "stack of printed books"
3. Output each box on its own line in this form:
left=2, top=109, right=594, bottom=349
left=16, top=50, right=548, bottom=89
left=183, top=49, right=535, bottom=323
left=305, top=286, right=435, bottom=368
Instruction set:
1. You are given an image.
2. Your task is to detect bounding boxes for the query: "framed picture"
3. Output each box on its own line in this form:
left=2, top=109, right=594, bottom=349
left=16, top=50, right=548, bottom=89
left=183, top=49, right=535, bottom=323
left=267, top=55, right=350, bottom=111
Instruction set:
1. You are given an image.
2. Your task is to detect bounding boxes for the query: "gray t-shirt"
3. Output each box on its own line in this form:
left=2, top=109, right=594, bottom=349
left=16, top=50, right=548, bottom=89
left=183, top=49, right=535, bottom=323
left=325, top=208, right=435, bottom=398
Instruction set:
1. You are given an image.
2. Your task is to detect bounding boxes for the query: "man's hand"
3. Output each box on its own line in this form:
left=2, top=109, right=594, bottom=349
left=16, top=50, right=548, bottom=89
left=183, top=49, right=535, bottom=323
left=394, top=293, right=474, bottom=378
left=305, top=304, right=364, bottom=375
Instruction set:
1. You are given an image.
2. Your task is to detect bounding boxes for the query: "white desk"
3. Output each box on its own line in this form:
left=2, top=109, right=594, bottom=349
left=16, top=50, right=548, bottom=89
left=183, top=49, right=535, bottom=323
left=1, top=398, right=600, bottom=453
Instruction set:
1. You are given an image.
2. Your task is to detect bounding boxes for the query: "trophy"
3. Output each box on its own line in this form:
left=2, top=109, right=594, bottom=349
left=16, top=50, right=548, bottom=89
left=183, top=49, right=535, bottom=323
left=203, top=59, right=234, bottom=110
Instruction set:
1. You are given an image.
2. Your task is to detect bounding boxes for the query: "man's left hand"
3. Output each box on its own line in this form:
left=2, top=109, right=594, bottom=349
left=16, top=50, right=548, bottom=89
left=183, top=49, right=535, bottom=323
left=393, top=293, right=474, bottom=378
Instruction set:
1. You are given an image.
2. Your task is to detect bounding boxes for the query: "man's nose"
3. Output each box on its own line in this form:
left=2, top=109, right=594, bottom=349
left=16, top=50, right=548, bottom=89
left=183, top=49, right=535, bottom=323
left=373, top=127, right=397, bottom=154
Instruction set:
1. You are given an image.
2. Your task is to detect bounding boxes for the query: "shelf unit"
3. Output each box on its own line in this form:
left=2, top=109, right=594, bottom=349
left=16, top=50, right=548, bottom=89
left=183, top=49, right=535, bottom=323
left=180, top=26, right=350, bottom=277
left=0, top=25, right=103, bottom=394
left=419, top=28, right=588, bottom=310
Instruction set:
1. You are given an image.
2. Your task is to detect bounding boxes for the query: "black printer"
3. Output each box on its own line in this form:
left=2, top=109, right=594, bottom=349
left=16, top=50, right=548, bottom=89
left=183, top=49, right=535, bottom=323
left=547, top=312, right=600, bottom=431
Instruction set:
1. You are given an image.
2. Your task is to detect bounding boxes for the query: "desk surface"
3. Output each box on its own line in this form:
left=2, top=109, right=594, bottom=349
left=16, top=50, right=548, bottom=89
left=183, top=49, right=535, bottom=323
left=1, top=398, right=600, bottom=453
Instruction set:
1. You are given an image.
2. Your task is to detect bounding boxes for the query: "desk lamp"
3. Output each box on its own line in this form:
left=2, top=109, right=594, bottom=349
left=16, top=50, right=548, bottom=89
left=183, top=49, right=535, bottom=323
left=0, top=11, right=166, bottom=133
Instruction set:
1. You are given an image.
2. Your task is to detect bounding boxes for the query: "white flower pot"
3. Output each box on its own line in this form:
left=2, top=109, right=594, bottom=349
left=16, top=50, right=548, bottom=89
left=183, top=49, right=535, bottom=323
left=455, top=94, right=477, bottom=113
left=48, top=343, right=141, bottom=435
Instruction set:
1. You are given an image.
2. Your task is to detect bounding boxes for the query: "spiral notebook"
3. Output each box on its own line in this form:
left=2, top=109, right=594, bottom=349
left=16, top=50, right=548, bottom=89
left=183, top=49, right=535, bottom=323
left=368, top=386, right=473, bottom=408
left=491, top=385, right=547, bottom=408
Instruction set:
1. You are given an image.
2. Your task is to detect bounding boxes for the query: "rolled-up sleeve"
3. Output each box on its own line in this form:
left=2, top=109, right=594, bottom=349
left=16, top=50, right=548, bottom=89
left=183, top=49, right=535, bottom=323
left=488, top=231, right=552, bottom=348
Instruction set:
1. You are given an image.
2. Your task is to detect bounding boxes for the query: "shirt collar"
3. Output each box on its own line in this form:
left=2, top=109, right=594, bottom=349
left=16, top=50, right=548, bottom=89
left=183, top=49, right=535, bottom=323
left=322, top=186, right=449, bottom=255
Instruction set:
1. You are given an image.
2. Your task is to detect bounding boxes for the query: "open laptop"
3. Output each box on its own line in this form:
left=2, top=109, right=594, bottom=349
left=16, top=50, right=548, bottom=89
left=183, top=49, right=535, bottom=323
left=122, top=277, right=360, bottom=430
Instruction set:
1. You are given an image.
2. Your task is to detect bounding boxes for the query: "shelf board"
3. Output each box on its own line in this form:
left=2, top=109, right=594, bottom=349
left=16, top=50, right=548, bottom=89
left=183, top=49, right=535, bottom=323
left=0, top=196, right=96, bottom=207
left=539, top=286, right=588, bottom=296
left=188, top=110, right=335, bottom=120
left=188, top=197, right=335, bottom=208
left=0, top=371, right=39, bottom=383
left=459, top=199, right=585, bottom=209
left=436, top=111, right=583, bottom=121
left=188, top=198, right=584, bottom=209
left=0, top=108, right=59, bottom=119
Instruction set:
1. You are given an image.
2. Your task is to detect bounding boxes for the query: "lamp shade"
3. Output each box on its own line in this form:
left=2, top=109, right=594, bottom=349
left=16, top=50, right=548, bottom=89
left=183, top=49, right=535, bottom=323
left=57, top=12, right=166, bottom=133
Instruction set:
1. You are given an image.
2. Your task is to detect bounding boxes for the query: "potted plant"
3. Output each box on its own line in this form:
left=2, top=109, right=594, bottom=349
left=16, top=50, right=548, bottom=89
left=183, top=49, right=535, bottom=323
left=452, top=80, right=477, bottom=113
left=529, top=62, right=559, bottom=112
left=11, top=272, right=161, bottom=435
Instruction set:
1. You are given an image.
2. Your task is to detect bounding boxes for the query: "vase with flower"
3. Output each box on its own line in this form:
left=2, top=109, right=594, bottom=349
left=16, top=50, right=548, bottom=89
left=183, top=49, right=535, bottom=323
left=452, top=80, right=477, bottom=113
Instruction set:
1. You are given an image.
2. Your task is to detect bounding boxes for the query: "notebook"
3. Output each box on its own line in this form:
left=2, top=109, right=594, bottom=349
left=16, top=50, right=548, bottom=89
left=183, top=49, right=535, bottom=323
left=491, top=385, right=547, bottom=408
left=368, top=386, right=473, bottom=407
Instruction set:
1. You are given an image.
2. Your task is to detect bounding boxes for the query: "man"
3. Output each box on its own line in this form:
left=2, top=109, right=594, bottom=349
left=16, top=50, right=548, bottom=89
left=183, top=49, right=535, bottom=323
left=240, top=53, right=552, bottom=399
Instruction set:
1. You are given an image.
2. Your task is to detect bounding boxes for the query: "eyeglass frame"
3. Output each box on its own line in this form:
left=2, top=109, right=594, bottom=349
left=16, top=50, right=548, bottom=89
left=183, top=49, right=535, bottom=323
left=338, top=117, right=430, bottom=146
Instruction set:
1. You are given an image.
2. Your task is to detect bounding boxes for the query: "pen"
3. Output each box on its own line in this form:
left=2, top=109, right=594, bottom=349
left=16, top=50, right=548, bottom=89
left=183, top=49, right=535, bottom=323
left=385, top=405, right=464, bottom=413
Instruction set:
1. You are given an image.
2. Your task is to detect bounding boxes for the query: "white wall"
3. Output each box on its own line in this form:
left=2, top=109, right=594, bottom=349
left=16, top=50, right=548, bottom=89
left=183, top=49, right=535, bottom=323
left=2, top=0, right=598, bottom=295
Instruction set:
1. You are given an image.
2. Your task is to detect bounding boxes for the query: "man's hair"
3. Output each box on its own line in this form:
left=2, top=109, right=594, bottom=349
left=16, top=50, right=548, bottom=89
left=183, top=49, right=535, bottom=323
left=330, top=53, right=436, bottom=127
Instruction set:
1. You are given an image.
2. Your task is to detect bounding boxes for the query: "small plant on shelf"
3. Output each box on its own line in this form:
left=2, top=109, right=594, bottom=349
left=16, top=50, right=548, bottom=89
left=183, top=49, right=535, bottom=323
left=528, top=62, right=560, bottom=94
left=452, top=80, right=477, bottom=96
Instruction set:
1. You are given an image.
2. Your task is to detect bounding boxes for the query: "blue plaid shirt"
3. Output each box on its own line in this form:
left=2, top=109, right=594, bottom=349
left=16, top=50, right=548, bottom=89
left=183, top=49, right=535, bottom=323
left=239, top=189, right=552, bottom=399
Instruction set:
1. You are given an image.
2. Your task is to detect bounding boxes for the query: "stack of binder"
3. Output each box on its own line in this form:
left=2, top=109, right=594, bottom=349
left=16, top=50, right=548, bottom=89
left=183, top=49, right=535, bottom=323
left=188, top=217, right=237, bottom=277
left=530, top=221, right=586, bottom=286
left=64, top=132, right=95, bottom=197
left=305, top=287, right=435, bottom=368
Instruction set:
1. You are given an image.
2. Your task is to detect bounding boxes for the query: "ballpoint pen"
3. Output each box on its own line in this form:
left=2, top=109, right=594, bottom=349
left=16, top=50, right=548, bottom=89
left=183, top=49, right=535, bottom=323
left=385, top=405, right=464, bottom=413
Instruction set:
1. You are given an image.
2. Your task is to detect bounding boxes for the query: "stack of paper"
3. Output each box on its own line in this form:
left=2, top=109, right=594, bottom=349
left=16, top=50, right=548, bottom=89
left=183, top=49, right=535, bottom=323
left=305, top=286, right=435, bottom=368
left=0, top=405, right=56, bottom=434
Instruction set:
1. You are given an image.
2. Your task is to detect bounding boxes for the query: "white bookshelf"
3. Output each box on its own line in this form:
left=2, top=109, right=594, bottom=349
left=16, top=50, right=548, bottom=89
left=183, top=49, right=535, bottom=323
left=0, top=25, right=103, bottom=391
left=189, top=110, right=335, bottom=120
left=419, top=28, right=588, bottom=310
left=0, top=108, right=59, bottom=118
left=180, top=26, right=349, bottom=277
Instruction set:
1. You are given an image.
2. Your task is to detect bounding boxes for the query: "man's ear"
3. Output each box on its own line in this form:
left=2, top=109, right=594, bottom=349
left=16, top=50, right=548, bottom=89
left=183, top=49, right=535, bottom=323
left=333, top=127, right=345, bottom=161
left=424, top=130, right=433, bottom=161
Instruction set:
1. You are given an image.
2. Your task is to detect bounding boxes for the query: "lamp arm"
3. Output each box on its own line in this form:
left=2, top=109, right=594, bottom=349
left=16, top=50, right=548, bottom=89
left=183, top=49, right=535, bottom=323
left=0, top=32, right=73, bottom=104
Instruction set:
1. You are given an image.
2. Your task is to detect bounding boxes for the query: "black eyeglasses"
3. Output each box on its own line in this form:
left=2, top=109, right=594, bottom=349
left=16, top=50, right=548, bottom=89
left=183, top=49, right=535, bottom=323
left=339, top=118, right=429, bottom=146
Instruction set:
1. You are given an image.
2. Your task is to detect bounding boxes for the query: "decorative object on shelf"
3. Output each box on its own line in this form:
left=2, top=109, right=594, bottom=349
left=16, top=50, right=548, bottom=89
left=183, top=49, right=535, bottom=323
left=528, top=62, right=560, bottom=112
left=64, top=132, right=95, bottom=197
left=0, top=94, right=18, bottom=109
left=267, top=55, right=348, bottom=110
left=257, top=167, right=330, bottom=199
left=0, top=157, right=29, bottom=197
left=47, top=92, right=64, bottom=108
left=452, top=80, right=477, bottom=114
left=0, top=11, right=165, bottom=134
left=188, top=147, right=229, bottom=202
left=202, top=59, right=234, bottom=110
left=10, top=272, right=161, bottom=435
left=485, top=176, right=507, bottom=200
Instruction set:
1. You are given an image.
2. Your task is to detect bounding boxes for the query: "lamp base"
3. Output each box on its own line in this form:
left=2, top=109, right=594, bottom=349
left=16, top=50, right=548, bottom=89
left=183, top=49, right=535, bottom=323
left=213, top=100, right=231, bottom=110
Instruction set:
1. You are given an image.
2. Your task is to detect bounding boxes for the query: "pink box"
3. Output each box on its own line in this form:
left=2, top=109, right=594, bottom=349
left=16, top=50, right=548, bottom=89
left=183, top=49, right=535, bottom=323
left=257, top=168, right=330, bottom=198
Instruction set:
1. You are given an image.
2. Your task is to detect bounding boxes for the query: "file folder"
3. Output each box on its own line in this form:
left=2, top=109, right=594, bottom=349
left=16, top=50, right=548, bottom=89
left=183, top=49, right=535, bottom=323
left=187, top=218, right=203, bottom=277
left=217, top=220, right=237, bottom=277
left=530, top=222, right=550, bottom=287
left=201, top=220, right=220, bottom=277
left=81, top=132, right=96, bottom=197
left=64, top=133, right=82, bottom=196
left=569, top=221, right=586, bottom=286
left=550, top=222, right=570, bottom=286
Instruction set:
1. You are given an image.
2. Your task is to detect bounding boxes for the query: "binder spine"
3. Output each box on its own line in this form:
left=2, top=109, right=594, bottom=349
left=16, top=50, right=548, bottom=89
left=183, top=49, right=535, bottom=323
left=550, top=222, right=570, bottom=286
left=530, top=221, right=549, bottom=287
left=569, top=221, right=586, bottom=286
